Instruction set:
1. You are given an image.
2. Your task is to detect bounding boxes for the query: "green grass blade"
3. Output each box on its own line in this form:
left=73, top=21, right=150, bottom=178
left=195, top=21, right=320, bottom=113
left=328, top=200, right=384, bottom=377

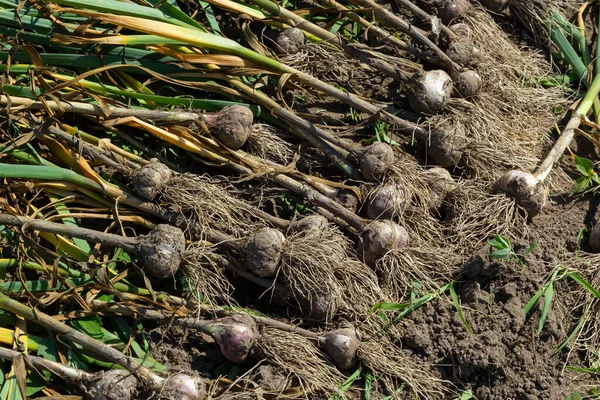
left=487, top=238, right=504, bottom=248
left=454, top=389, right=475, bottom=400
left=330, top=366, right=361, bottom=399
left=555, top=302, right=591, bottom=354
left=494, top=234, right=510, bottom=248
left=391, top=283, right=451, bottom=323
left=523, top=286, right=545, bottom=316
left=370, top=301, right=410, bottom=312
left=566, top=271, right=600, bottom=299
left=449, top=282, right=473, bottom=333
left=364, top=370, right=373, bottom=400
left=538, top=281, right=554, bottom=334
left=565, top=365, right=600, bottom=373
left=524, top=268, right=561, bottom=315
left=490, top=248, right=511, bottom=258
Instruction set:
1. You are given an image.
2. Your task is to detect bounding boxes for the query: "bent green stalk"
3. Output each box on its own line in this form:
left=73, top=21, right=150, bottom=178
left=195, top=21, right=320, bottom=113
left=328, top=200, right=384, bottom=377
left=0, top=163, right=177, bottom=223
left=534, top=72, right=600, bottom=181
left=0, top=164, right=104, bottom=192
left=0, top=292, right=155, bottom=382
left=47, top=5, right=429, bottom=140
left=0, top=259, right=164, bottom=298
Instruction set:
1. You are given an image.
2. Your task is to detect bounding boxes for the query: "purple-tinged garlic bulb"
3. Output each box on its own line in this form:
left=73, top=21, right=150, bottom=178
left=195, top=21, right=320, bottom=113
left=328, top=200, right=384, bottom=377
left=436, top=0, right=470, bottom=24
left=366, top=185, right=407, bottom=220
left=162, top=373, right=206, bottom=400
left=203, top=105, right=254, bottom=150
left=204, top=314, right=258, bottom=363
left=359, top=220, right=409, bottom=266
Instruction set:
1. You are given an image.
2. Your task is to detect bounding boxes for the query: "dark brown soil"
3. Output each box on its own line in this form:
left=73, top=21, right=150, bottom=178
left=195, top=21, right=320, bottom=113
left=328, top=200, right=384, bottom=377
left=397, top=177, right=599, bottom=399
left=149, top=325, right=221, bottom=378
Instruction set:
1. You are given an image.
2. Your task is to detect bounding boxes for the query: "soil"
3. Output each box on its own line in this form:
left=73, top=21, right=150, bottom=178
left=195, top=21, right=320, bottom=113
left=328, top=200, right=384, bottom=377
left=398, top=176, right=599, bottom=399
left=148, top=325, right=221, bottom=378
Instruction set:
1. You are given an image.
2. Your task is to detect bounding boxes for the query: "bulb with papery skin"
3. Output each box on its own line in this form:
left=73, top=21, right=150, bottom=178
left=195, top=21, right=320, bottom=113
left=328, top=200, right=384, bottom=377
left=207, top=314, right=258, bottom=363
left=320, top=326, right=361, bottom=370
left=336, top=189, right=360, bottom=212
left=424, top=167, right=456, bottom=212
left=436, top=0, right=469, bottom=23
left=290, top=215, right=329, bottom=234
left=203, top=105, right=254, bottom=150
left=494, top=170, right=548, bottom=218
left=137, top=224, right=185, bottom=279
left=163, top=373, right=205, bottom=400
left=446, top=39, right=475, bottom=66
left=454, top=70, right=482, bottom=98
left=276, top=27, right=306, bottom=54
left=367, top=185, right=407, bottom=220
left=361, top=142, right=394, bottom=181
left=245, top=227, right=285, bottom=277
left=359, top=220, right=409, bottom=266
left=450, top=23, right=473, bottom=40
left=95, top=370, right=137, bottom=400
left=134, top=160, right=172, bottom=201
left=303, top=291, right=339, bottom=322
left=407, top=70, right=453, bottom=115
left=427, top=126, right=465, bottom=167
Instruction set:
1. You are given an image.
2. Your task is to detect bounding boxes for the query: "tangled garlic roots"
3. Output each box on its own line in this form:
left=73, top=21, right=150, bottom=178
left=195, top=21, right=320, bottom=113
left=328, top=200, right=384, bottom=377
left=256, top=328, right=344, bottom=396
